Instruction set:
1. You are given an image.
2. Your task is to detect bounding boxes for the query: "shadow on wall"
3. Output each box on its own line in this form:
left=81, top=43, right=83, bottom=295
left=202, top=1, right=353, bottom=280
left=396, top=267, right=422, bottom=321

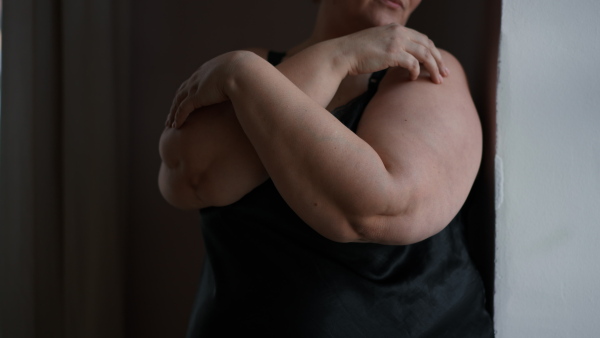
left=408, top=0, right=502, bottom=317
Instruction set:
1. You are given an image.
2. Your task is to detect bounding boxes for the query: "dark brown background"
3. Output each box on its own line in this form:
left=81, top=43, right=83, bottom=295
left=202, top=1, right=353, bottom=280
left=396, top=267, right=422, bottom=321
left=128, top=0, right=500, bottom=336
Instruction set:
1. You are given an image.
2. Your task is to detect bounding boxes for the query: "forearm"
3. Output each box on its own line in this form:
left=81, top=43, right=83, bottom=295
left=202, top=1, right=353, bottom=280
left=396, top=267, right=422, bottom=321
left=159, top=40, right=351, bottom=208
left=226, top=53, right=405, bottom=243
left=275, top=39, right=349, bottom=107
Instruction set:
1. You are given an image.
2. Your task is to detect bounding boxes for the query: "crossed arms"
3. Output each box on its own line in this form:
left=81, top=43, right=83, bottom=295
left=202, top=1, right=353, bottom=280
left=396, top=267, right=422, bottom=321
left=158, top=24, right=482, bottom=245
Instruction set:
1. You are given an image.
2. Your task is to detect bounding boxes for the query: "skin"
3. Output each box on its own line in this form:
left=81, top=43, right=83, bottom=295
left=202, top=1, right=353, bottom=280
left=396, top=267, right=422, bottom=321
left=158, top=0, right=482, bottom=245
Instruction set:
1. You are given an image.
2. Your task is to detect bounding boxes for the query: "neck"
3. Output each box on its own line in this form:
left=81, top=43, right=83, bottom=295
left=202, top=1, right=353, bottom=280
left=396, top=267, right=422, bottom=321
left=286, top=3, right=375, bottom=89
left=287, top=3, right=366, bottom=57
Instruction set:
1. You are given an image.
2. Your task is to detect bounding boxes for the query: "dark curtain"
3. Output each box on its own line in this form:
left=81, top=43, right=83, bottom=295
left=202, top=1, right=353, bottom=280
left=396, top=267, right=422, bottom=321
left=0, top=0, right=129, bottom=337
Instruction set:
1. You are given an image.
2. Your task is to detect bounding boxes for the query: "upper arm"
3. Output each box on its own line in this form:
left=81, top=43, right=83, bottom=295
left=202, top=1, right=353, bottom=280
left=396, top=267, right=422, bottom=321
left=356, top=50, right=482, bottom=243
left=158, top=47, right=271, bottom=210
left=159, top=101, right=270, bottom=209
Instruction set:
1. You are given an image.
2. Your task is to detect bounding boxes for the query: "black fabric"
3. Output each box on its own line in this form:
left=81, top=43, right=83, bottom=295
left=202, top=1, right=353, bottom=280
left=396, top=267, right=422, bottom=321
left=186, top=51, right=494, bottom=338
left=267, top=50, right=286, bottom=66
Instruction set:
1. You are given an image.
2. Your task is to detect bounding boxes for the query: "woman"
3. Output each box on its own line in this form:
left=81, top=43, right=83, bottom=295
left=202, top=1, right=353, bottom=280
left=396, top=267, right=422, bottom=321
left=159, top=0, right=494, bottom=336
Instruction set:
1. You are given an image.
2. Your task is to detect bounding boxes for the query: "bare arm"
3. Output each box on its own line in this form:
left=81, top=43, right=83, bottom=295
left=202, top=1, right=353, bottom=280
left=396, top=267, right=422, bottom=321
left=158, top=42, right=353, bottom=209
left=224, top=49, right=481, bottom=245
left=159, top=25, right=447, bottom=211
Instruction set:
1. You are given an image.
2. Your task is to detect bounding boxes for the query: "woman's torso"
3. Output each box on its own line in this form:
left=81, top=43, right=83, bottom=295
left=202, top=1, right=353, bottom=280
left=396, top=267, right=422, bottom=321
left=186, top=51, right=493, bottom=338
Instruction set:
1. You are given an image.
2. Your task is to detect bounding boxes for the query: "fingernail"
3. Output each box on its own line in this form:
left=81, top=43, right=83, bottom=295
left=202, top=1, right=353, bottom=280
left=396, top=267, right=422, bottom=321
left=171, top=122, right=177, bottom=128
left=444, top=67, right=450, bottom=76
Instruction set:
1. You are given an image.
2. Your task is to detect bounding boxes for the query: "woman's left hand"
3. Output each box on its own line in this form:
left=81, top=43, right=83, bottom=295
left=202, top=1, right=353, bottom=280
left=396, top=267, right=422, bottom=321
left=166, top=51, right=251, bottom=129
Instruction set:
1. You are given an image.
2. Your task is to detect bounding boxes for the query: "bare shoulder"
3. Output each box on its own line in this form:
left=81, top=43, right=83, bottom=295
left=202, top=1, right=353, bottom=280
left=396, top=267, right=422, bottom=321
left=436, top=49, right=470, bottom=88
left=367, top=48, right=477, bottom=129
left=381, top=49, right=469, bottom=92
left=438, top=49, right=465, bottom=75
left=356, top=48, right=482, bottom=241
left=359, top=47, right=481, bottom=170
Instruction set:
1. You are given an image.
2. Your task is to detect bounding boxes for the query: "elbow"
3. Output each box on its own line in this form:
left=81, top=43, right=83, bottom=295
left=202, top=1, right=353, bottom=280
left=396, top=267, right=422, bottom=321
left=345, top=213, right=416, bottom=246
left=159, top=125, right=232, bottom=210
left=158, top=129, right=206, bottom=210
left=330, top=193, right=428, bottom=245
left=158, top=159, right=244, bottom=210
left=313, top=210, right=411, bottom=245
left=158, top=161, right=229, bottom=210
left=158, top=162, right=204, bottom=210
left=158, top=137, right=204, bottom=211
left=347, top=213, right=425, bottom=245
left=310, top=184, right=412, bottom=244
left=343, top=196, right=453, bottom=246
left=320, top=215, right=411, bottom=245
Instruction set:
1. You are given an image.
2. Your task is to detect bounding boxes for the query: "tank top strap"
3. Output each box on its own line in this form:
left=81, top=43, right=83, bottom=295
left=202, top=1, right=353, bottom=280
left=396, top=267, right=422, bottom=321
left=367, top=69, right=389, bottom=92
left=267, top=51, right=286, bottom=66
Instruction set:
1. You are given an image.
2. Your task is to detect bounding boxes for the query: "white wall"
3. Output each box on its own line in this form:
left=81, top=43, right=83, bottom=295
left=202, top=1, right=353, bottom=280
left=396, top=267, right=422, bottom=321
left=495, top=1, right=600, bottom=336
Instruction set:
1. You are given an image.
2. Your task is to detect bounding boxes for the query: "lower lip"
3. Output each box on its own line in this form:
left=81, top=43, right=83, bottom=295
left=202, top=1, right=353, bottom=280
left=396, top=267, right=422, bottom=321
left=380, top=0, right=403, bottom=10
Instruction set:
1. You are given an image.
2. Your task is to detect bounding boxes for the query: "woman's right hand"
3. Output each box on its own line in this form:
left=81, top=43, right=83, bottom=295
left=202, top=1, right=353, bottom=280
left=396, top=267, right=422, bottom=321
left=338, top=23, right=449, bottom=84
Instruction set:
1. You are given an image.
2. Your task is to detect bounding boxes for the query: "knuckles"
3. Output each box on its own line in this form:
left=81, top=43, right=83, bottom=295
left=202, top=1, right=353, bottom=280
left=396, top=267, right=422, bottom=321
left=407, top=58, right=420, bottom=71
left=416, top=45, right=429, bottom=58
left=385, top=22, right=403, bottom=33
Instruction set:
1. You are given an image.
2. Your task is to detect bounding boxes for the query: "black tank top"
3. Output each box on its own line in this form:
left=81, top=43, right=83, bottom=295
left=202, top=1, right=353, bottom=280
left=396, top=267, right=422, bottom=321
left=186, top=51, right=494, bottom=338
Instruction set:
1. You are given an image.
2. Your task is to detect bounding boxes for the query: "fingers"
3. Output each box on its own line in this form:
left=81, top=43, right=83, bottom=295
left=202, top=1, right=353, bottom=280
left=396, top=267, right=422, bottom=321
left=399, top=52, right=421, bottom=81
left=171, top=97, right=196, bottom=129
left=405, top=41, right=443, bottom=84
left=166, top=83, right=188, bottom=127
left=403, top=28, right=448, bottom=83
left=166, top=81, right=199, bottom=128
left=426, top=39, right=449, bottom=77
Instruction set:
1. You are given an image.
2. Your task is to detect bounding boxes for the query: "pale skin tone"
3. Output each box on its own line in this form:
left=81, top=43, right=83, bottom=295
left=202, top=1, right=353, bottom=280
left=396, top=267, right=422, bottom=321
left=158, top=0, right=482, bottom=245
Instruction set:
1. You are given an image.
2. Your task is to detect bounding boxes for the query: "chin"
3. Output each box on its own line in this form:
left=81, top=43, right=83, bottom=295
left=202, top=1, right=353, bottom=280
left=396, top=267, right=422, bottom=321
left=369, top=13, right=407, bottom=27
